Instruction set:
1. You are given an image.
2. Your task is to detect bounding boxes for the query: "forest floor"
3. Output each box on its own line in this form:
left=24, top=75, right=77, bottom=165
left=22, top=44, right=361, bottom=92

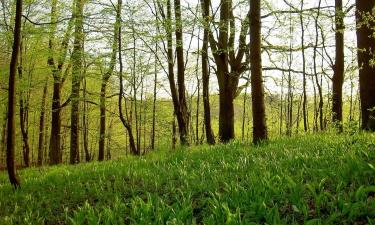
left=0, top=133, right=374, bottom=225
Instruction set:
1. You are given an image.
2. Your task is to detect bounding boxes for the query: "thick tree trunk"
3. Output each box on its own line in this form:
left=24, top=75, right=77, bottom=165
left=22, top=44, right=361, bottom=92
left=6, top=0, right=22, bottom=188
left=49, top=81, right=62, bottom=164
left=250, top=0, right=268, bottom=144
left=219, top=85, right=235, bottom=142
left=70, top=0, right=84, bottom=164
left=332, top=0, right=344, bottom=130
left=37, top=78, right=48, bottom=166
left=356, top=0, right=375, bottom=131
left=201, top=0, right=215, bottom=145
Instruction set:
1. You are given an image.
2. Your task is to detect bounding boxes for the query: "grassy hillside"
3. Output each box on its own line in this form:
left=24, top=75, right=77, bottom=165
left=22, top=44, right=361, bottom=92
left=0, top=133, right=374, bottom=224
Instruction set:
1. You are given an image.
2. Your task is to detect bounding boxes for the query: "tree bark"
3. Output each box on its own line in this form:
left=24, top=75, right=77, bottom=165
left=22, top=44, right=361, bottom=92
left=6, top=0, right=22, bottom=188
left=98, top=17, right=118, bottom=161
left=174, top=0, right=189, bottom=145
left=37, top=78, right=48, bottom=166
left=117, top=0, right=138, bottom=155
left=300, top=0, right=308, bottom=132
left=332, top=0, right=344, bottom=130
left=18, top=39, right=30, bottom=167
left=250, top=0, right=268, bottom=144
left=48, top=0, right=73, bottom=165
left=355, top=0, right=375, bottom=131
left=200, top=0, right=215, bottom=145
left=70, top=0, right=84, bottom=164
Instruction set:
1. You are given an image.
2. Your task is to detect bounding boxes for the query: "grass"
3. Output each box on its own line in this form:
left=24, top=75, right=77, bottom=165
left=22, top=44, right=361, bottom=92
left=0, top=133, right=374, bottom=225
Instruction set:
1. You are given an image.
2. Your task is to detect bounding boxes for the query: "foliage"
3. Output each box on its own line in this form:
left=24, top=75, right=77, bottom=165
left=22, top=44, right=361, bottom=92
left=0, top=133, right=374, bottom=224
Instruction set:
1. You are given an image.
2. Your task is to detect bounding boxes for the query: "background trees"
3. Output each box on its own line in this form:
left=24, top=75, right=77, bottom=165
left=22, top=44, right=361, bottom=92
left=0, top=0, right=372, bottom=172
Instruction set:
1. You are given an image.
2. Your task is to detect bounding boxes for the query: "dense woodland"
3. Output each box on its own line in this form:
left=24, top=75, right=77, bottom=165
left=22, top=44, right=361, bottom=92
left=1, top=0, right=375, bottom=189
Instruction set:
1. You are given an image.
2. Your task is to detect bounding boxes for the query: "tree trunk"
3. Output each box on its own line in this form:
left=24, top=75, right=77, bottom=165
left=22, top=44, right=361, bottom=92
left=18, top=40, right=30, bottom=167
left=201, top=0, right=215, bottom=145
left=6, top=0, right=22, bottom=188
left=49, top=81, right=62, bottom=164
left=37, top=78, right=48, bottom=166
left=117, top=0, right=138, bottom=155
left=70, top=0, right=84, bottom=164
left=355, top=0, right=375, bottom=131
left=300, top=0, right=308, bottom=132
left=174, top=0, right=189, bottom=146
left=151, top=44, right=157, bottom=150
left=48, top=0, right=73, bottom=165
left=250, top=0, right=268, bottom=144
left=332, top=0, right=344, bottom=130
left=98, top=81, right=107, bottom=161
left=218, top=76, right=235, bottom=142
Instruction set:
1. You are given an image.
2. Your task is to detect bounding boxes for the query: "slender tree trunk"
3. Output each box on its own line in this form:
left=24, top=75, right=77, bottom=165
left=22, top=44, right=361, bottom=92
left=356, top=0, right=375, bottom=131
left=300, top=0, right=308, bottom=132
left=313, top=0, right=323, bottom=131
left=6, top=0, right=22, bottom=188
left=18, top=39, right=30, bottom=167
left=82, top=75, right=90, bottom=162
left=98, top=16, right=118, bottom=161
left=332, top=0, right=344, bottom=130
left=250, top=0, right=268, bottom=144
left=201, top=0, right=215, bottom=145
left=117, top=0, right=138, bottom=155
left=70, top=0, right=84, bottom=164
left=151, top=44, right=157, bottom=150
left=37, top=78, right=48, bottom=166
left=174, top=0, right=189, bottom=145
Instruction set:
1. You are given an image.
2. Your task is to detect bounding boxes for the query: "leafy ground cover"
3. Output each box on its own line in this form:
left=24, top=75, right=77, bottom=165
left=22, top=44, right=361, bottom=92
left=0, top=133, right=374, bottom=224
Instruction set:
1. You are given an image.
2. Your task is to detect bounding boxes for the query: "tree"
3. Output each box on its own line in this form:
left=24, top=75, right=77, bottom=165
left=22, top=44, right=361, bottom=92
left=250, top=0, right=268, bottom=143
left=99, top=8, right=118, bottom=161
left=117, top=0, right=138, bottom=155
left=156, top=0, right=190, bottom=146
left=207, top=0, right=251, bottom=142
left=48, top=0, right=73, bottom=165
left=37, top=78, right=48, bottom=166
left=70, top=0, right=85, bottom=164
left=355, top=0, right=375, bottom=131
left=6, top=0, right=22, bottom=188
left=332, top=0, right=344, bottom=130
left=200, top=0, right=215, bottom=145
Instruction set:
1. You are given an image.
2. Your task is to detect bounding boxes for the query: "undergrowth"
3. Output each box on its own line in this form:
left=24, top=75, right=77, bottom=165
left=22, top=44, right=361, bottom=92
left=0, top=133, right=374, bottom=224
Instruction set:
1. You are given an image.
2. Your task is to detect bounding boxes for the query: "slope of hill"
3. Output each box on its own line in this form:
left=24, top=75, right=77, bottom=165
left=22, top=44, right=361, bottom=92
left=0, top=133, right=374, bottom=224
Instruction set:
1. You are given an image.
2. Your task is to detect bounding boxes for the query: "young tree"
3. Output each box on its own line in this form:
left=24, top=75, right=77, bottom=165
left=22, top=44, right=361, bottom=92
left=355, top=0, right=375, bottom=131
left=250, top=0, right=268, bottom=143
left=6, top=0, right=22, bottom=188
left=332, top=0, right=344, bottom=130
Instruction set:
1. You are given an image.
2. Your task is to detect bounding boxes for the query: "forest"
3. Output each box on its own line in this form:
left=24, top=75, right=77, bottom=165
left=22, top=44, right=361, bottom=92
left=0, top=0, right=374, bottom=224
